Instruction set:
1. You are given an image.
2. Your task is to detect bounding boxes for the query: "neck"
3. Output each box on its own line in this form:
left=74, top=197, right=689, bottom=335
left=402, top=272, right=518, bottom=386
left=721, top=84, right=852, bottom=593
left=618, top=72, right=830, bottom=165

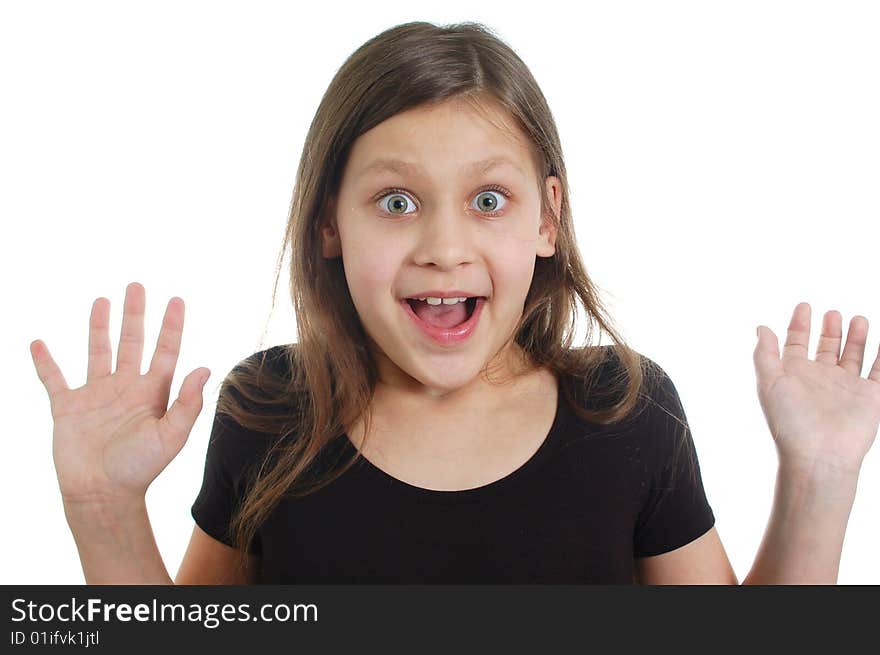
left=372, top=341, right=537, bottom=415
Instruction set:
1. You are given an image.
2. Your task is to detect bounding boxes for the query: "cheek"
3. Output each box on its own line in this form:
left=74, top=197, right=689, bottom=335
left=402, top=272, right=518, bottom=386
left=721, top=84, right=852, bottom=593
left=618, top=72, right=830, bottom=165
left=481, top=251, right=540, bottom=313
left=491, top=240, right=537, bottom=280
left=342, top=239, right=399, bottom=300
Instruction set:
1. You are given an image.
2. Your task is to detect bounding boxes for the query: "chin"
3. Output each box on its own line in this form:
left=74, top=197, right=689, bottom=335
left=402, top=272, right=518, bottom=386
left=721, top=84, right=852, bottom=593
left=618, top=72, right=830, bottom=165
left=410, top=361, right=485, bottom=395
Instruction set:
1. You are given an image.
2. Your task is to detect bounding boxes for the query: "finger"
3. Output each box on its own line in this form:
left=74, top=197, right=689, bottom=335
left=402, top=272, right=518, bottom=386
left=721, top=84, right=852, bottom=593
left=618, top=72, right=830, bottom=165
left=782, top=301, right=811, bottom=362
left=814, top=310, right=842, bottom=366
left=867, top=341, right=880, bottom=385
left=87, top=297, right=112, bottom=382
left=148, top=297, right=184, bottom=389
left=115, top=282, right=146, bottom=374
left=157, top=368, right=210, bottom=454
left=30, top=340, right=70, bottom=403
left=839, top=315, right=868, bottom=378
left=754, top=325, right=783, bottom=388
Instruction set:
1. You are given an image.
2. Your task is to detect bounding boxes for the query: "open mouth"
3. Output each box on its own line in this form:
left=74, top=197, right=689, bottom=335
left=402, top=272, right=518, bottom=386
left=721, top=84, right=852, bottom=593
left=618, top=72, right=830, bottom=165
left=400, top=296, right=487, bottom=344
left=405, top=296, right=479, bottom=320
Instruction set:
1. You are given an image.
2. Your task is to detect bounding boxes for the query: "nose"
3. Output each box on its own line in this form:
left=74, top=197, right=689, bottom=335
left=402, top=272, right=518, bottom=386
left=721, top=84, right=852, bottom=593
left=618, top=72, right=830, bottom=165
left=410, top=202, right=478, bottom=270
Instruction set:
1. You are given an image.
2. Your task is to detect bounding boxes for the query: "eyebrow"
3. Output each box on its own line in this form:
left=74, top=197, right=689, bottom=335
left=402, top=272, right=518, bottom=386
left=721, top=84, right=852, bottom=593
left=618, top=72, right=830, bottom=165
left=356, top=156, right=525, bottom=180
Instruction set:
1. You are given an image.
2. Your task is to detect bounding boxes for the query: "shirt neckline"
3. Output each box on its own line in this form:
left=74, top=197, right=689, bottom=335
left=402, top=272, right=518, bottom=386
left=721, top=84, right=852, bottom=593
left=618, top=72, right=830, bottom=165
left=340, top=380, right=566, bottom=503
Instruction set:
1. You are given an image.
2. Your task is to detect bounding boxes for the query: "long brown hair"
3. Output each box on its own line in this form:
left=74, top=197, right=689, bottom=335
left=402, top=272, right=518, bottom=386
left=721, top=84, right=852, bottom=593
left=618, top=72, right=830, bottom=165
left=212, top=20, right=693, bottom=578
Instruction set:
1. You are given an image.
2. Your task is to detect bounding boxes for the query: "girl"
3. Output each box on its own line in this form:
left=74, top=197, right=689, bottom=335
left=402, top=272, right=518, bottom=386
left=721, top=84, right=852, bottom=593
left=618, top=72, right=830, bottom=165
left=31, top=21, right=880, bottom=585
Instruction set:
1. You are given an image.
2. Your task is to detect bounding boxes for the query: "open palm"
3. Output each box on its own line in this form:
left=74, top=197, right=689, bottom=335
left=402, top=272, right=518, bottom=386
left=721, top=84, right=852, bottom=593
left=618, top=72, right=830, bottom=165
left=30, top=283, right=210, bottom=507
left=754, top=302, right=880, bottom=479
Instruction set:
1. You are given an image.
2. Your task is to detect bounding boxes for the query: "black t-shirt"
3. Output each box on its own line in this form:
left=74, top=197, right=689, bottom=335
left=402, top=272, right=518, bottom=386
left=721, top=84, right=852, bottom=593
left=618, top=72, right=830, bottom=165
left=191, top=345, right=715, bottom=584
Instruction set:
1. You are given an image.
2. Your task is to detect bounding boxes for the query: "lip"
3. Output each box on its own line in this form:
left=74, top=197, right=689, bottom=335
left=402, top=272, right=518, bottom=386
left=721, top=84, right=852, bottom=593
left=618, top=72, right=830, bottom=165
left=400, top=297, right=486, bottom=345
left=405, top=290, right=482, bottom=299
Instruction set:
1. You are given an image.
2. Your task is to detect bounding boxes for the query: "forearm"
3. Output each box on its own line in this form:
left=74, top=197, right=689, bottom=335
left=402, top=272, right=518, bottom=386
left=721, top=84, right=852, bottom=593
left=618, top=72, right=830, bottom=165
left=63, top=498, right=174, bottom=585
left=742, top=461, right=859, bottom=585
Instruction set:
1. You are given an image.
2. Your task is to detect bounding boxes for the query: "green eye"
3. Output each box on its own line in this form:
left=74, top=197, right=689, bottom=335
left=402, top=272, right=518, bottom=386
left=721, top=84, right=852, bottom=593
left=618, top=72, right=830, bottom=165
left=375, top=185, right=512, bottom=217
left=380, top=192, right=415, bottom=215
left=473, top=190, right=503, bottom=213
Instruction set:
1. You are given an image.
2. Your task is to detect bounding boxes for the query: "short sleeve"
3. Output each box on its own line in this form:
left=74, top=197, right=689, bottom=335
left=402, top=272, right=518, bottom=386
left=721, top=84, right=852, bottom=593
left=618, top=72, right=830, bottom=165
left=633, top=365, right=715, bottom=558
left=191, top=407, right=263, bottom=556
left=190, top=359, right=283, bottom=557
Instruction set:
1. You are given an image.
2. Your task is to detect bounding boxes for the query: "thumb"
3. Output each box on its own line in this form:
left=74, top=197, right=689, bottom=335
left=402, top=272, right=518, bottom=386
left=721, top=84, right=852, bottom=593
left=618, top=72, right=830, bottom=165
left=159, top=368, right=211, bottom=451
left=754, top=325, right=783, bottom=387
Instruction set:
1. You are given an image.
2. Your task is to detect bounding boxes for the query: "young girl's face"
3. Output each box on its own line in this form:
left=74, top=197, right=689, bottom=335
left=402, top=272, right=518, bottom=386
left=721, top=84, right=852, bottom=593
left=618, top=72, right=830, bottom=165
left=323, top=98, right=561, bottom=399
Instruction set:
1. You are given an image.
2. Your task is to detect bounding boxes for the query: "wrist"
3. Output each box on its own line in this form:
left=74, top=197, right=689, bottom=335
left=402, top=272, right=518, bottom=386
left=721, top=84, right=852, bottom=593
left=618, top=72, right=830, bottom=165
left=777, top=458, right=860, bottom=505
left=778, top=446, right=861, bottom=480
left=63, top=494, right=148, bottom=530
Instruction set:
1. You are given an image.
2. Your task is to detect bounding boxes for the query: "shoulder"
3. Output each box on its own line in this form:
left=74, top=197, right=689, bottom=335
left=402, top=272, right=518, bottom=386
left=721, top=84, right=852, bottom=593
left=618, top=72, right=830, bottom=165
left=626, top=355, right=702, bottom=494
left=219, top=344, right=300, bottom=407
left=230, top=343, right=296, bottom=379
left=210, top=344, right=301, bottom=451
left=562, top=346, right=690, bottom=460
left=592, top=346, right=682, bottom=423
left=558, top=345, right=664, bottom=416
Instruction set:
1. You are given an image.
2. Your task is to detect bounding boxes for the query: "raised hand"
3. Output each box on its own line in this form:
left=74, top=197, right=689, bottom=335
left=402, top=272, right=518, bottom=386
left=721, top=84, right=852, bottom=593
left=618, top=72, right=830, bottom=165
left=754, top=302, right=880, bottom=480
left=30, top=282, right=211, bottom=508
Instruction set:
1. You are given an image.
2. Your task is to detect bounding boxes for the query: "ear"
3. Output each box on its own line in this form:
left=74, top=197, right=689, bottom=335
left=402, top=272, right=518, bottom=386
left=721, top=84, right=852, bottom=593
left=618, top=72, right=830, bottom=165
left=536, top=176, right=561, bottom=258
left=321, top=197, right=342, bottom=259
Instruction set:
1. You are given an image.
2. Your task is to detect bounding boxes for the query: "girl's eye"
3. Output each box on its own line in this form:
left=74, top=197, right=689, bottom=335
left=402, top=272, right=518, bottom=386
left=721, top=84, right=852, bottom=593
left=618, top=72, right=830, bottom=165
left=377, top=191, right=417, bottom=216
left=471, top=189, right=508, bottom=215
left=374, top=186, right=511, bottom=217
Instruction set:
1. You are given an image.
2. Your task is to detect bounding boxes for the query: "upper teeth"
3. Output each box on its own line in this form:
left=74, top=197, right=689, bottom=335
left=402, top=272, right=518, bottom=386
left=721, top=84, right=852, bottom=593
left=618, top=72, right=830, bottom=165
left=415, top=296, right=469, bottom=305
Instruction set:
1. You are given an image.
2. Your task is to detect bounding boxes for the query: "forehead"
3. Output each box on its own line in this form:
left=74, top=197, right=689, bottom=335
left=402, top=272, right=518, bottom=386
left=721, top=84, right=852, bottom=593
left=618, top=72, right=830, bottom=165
left=357, top=155, right=526, bottom=181
left=346, top=100, right=538, bottom=183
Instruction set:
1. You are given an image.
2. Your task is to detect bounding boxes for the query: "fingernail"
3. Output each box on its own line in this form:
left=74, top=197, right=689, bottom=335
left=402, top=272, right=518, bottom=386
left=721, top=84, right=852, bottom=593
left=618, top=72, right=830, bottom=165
left=200, top=372, right=210, bottom=387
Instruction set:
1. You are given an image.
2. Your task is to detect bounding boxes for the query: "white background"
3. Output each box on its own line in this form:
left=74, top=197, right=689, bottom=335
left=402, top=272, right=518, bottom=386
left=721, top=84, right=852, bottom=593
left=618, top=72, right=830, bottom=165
left=2, top=0, right=878, bottom=584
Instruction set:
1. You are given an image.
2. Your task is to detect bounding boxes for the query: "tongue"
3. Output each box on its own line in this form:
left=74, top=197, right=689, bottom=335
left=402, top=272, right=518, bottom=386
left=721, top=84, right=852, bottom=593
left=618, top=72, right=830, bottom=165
left=412, top=300, right=468, bottom=329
